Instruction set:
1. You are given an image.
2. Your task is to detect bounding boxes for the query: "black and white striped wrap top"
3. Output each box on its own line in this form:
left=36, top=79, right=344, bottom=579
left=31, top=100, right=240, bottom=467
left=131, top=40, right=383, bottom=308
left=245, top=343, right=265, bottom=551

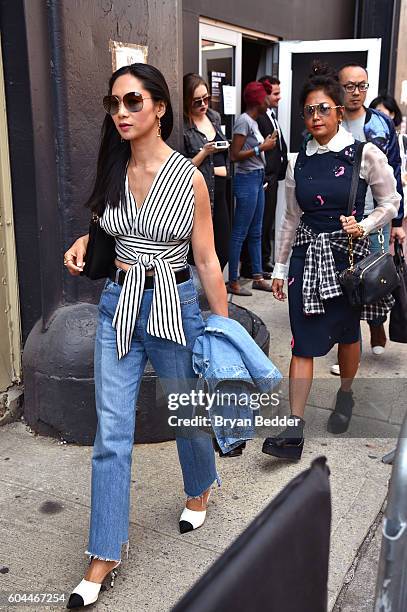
left=100, top=151, right=196, bottom=359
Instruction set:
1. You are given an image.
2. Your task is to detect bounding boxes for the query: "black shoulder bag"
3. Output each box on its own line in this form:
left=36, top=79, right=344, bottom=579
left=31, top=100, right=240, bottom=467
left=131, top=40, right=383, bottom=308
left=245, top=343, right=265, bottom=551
left=389, top=239, right=407, bottom=342
left=338, top=142, right=400, bottom=307
left=80, top=212, right=116, bottom=280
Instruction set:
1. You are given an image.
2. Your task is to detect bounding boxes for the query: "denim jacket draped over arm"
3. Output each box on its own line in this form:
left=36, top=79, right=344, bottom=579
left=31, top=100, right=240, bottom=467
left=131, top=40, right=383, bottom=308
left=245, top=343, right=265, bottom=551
left=192, top=315, right=282, bottom=453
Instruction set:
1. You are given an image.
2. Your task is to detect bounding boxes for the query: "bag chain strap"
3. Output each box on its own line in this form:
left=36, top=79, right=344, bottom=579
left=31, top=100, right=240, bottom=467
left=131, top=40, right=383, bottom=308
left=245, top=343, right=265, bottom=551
left=348, top=227, right=384, bottom=271
left=348, top=235, right=354, bottom=271
left=377, top=227, right=385, bottom=254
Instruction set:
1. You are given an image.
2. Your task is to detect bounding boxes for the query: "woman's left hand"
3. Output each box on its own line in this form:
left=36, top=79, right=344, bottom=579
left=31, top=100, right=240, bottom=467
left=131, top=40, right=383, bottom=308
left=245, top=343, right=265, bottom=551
left=339, top=215, right=362, bottom=237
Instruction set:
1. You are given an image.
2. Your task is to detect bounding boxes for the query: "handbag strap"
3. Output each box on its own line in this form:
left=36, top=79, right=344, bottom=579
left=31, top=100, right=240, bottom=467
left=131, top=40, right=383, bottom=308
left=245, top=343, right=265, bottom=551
left=347, top=143, right=385, bottom=255
left=346, top=141, right=366, bottom=217
left=346, top=142, right=366, bottom=270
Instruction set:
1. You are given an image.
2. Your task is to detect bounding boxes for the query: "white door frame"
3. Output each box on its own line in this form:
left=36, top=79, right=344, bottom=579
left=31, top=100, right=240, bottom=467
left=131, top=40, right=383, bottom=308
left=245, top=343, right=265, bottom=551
left=199, top=22, right=242, bottom=115
left=278, top=38, right=382, bottom=156
left=274, top=38, right=382, bottom=261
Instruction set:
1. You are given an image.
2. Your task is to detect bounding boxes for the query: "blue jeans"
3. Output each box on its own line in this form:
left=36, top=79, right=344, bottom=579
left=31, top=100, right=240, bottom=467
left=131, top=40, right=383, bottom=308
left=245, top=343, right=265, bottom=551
left=368, top=222, right=391, bottom=327
left=86, top=275, right=219, bottom=562
left=229, top=169, right=265, bottom=282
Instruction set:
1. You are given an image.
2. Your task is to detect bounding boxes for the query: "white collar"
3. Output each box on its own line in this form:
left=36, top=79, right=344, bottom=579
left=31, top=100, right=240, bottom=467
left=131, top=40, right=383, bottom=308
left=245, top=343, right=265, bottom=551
left=305, top=125, right=354, bottom=156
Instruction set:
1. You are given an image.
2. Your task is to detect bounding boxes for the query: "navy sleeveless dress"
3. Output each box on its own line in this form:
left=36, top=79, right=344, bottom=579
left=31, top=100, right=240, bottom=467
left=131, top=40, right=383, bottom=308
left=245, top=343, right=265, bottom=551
left=288, top=142, right=367, bottom=357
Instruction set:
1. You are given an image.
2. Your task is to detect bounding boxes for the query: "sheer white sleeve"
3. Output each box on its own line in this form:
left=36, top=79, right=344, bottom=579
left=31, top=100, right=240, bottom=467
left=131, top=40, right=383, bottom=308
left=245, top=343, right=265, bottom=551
left=359, top=143, right=401, bottom=234
left=272, top=156, right=302, bottom=280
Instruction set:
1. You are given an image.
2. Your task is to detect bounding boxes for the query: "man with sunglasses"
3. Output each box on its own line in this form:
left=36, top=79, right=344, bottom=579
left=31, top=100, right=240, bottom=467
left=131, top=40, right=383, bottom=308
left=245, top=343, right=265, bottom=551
left=328, top=62, right=405, bottom=364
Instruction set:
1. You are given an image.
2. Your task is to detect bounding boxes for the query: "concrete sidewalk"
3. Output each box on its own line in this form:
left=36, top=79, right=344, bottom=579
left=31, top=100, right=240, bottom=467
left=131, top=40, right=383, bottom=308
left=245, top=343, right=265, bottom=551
left=1, top=289, right=406, bottom=612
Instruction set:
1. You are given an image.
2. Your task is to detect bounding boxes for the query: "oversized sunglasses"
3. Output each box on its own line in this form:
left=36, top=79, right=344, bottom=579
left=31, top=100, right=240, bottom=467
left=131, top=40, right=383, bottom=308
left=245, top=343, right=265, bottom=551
left=342, top=81, right=369, bottom=93
left=103, top=91, right=152, bottom=115
left=192, top=95, right=211, bottom=109
left=302, top=102, right=342, bottom=118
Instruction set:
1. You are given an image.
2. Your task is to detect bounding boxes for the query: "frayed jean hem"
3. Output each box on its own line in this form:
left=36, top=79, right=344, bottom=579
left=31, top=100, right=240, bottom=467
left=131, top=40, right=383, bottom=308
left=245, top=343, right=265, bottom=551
left=85, top=540, right=129, bottom=564
left=185, top=474, right=221, bottom=499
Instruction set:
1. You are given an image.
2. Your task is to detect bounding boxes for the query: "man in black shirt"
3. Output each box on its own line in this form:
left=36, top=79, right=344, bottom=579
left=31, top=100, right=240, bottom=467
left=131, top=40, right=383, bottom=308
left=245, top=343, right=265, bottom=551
left=258, top=76, right=288, bottom=271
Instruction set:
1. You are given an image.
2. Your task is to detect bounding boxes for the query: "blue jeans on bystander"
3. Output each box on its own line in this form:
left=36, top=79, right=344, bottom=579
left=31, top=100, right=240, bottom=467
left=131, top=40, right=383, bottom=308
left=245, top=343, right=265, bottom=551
left=229, top=169, right=265, bottom=282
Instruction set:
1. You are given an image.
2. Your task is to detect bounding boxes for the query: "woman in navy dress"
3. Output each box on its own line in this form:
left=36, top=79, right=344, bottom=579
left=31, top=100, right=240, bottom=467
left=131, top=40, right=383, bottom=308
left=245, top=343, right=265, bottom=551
left=262, top=62, right=400, bottom=460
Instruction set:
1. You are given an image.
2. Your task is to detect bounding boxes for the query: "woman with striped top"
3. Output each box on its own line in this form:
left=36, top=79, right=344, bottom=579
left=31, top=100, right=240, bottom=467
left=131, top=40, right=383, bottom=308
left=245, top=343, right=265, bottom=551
left=64, top=63, right=227, bottom=608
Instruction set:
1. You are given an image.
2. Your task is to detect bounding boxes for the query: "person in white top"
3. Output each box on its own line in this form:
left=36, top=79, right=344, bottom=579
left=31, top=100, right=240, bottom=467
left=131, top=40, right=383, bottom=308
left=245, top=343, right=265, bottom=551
left=262, top=62, right=400, bottom=462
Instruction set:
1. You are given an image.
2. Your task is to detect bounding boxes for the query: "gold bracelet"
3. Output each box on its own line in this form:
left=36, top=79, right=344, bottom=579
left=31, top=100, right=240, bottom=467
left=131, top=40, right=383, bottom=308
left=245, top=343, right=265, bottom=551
left=356, top=224, right=367, bottom=239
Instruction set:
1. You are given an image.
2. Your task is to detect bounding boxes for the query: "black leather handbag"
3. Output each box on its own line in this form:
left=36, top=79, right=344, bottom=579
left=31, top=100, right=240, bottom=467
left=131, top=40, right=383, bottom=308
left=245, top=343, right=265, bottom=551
left=338, top=142, right=400, bottom=307
left=389, top=240, right=407, bottom=342
left=81, top=213, right=116, bottom=280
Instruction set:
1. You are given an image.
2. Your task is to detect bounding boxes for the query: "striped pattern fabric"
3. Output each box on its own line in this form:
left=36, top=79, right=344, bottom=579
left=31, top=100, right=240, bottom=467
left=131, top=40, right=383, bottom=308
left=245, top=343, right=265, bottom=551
left=100, top=151, right=196, bottom=359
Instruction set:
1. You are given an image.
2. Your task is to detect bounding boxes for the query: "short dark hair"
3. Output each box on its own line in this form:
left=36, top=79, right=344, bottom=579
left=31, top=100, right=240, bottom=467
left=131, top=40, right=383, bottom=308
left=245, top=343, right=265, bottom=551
left=300, top=60, right=344, bottom=108
left=259, top=75, right=280, bottom=86
left=338, top=62, right=368, bottom=78
left=369, top=93, right=402, bottom=128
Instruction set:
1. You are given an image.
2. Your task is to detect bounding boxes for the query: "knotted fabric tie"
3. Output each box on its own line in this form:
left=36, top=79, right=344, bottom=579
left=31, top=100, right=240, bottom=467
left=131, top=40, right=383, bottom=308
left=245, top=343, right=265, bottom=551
left=112, top=253, right=186, bottom=359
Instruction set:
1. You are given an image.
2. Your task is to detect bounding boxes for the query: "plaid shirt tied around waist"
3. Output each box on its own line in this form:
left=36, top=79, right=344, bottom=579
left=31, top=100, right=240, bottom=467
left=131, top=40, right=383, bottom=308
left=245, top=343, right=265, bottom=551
left=293, top=221, right=395, bottom=320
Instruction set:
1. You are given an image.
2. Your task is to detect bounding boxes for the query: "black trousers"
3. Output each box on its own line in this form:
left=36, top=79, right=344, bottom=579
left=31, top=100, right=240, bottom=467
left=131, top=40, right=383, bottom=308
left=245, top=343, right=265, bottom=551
left=213, top=176, right=230, bottom=271
left=240, top=177, right=278, bottom=276
left=188, top=175, right=230, bottom=271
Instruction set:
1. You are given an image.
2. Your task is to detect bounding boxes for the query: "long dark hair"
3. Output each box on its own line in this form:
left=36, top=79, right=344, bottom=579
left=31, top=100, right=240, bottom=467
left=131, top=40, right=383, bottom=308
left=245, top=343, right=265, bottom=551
left=85, top=63, right=173, bottom=213
left=370, top=93, right=402, bottom=128
left=300, top=60, right=344, bottom=108
left=183, top=73, right=210, bottom=124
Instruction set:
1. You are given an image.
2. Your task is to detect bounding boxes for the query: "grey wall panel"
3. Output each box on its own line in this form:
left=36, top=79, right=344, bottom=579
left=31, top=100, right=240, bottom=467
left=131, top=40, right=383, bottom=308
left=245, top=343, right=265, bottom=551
left=184, top=0, right=355, bottom=40
left=56, top=0, right=184, bottom=305
left=183, top=8, right=200, bottom=77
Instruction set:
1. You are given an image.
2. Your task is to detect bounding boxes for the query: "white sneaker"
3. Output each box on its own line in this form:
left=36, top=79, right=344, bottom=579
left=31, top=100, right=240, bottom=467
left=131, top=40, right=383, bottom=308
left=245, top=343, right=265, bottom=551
left=330, top=363, right=340, bottom=376
left=372, top=345, right=385, bottom=355
left=370, top=323, right=386, bottom=355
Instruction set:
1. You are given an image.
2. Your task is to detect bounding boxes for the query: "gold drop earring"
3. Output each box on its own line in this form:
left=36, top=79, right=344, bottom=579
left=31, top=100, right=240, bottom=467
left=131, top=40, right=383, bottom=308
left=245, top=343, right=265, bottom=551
left=157, top=116, right=162, bottom=138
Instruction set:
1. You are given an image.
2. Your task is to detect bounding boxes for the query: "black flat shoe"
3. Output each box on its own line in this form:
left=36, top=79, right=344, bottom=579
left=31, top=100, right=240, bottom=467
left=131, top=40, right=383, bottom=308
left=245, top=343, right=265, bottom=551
left=327, top=389, right=354, bottom=434
left=262, top=417, right=305, bottom=461
left=212, top=438, right=246, bottom=457
left=262, top=436, right=304, bottom=460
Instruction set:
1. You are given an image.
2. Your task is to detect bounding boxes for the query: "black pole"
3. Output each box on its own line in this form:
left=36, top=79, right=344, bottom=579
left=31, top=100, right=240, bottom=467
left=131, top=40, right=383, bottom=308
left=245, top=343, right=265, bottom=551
left=23, top=0, right=63, bottom=329
left=47, top=0, right=78, bottom=306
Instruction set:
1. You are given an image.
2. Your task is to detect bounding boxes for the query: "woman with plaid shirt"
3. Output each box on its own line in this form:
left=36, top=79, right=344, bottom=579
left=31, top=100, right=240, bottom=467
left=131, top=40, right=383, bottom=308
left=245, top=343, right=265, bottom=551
left=261, top=62, right=400, bottom=461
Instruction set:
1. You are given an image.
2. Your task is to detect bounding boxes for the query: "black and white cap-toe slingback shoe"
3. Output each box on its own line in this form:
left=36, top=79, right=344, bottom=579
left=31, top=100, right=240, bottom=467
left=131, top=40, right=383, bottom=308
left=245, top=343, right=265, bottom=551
left=66, top=561, right=120, bottom=609
left=179, top=491, right=211, bottom=534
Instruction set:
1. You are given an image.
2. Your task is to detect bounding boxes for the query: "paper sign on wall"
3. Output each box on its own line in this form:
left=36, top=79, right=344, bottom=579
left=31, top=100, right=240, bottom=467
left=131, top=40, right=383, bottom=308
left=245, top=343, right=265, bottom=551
left=109, top=40, right=148, bottom=72
left=222, top=85, right=236, bottom=115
